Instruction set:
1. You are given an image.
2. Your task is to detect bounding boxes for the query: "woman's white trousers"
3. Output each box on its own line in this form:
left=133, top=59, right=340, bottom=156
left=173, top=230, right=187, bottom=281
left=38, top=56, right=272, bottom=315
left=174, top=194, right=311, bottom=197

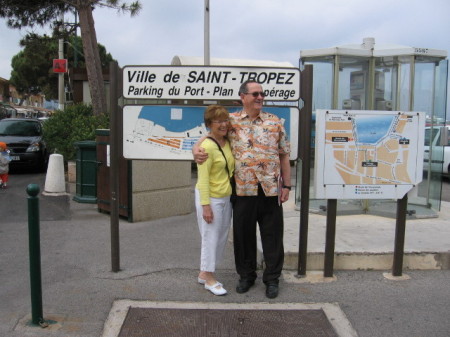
left=195, top=189, right=232, bottom=272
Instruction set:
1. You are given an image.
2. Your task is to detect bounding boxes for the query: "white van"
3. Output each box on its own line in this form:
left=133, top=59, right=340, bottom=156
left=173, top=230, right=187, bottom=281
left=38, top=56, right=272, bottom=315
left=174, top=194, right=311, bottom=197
left=14, top=108, right=32, bottom=118
left=424, top=125, right=450, bottom=177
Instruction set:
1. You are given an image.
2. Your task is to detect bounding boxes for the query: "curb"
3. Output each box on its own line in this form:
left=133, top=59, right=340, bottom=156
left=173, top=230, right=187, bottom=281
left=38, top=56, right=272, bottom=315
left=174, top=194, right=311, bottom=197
left=282, top=251, right=450, bottom=271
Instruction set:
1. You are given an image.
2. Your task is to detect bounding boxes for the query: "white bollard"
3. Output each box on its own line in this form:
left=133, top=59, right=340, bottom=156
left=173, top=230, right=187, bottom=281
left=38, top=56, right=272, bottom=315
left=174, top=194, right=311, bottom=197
left=43, top=154, right=66, bottom=195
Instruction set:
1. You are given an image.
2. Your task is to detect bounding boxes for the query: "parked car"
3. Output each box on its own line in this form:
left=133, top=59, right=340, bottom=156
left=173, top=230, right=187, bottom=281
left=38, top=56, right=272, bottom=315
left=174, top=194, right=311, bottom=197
left=423, top=125, right=450, bottom=178
left=0, top=118, right=49, bottom=171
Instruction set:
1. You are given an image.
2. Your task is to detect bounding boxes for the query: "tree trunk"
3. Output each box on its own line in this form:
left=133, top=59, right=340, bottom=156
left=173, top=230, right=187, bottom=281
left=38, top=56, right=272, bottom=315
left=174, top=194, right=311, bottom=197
left=77, top=4, right=107, bottom=116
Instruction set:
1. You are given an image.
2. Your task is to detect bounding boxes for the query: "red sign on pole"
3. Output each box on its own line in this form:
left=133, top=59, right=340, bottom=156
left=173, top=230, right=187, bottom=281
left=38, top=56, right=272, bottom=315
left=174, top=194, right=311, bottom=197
left=53, top=59, right=68, bottom=73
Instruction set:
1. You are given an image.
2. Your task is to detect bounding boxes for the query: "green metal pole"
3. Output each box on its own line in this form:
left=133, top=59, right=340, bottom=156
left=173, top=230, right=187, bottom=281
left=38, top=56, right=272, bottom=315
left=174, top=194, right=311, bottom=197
left=27, top=184, right=45, bottom=326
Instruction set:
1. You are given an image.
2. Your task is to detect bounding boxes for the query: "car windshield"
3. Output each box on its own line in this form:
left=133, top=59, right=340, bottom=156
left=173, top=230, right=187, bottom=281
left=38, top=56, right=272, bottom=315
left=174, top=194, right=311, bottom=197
left=0, top=120, right=41, bottom=136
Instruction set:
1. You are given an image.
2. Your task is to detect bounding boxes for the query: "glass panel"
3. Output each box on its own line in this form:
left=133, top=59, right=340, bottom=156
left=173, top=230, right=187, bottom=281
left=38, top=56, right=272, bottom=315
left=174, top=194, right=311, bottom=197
left=337, top=57, right=370, bottom=110
left=302, top=57, right=334, bottom=111
left=300, top=57, right=335, bottom=203
left=374, top=56, right=398, bottom=111
left=295, top=56, right=334, bottom=206
left=414, top=61, right=435, bottom=116
left=434, top=59, right=448, bottom=123
left=398, top=56, right=412, bottom=111
left=410, top=59, right=448, bottom=211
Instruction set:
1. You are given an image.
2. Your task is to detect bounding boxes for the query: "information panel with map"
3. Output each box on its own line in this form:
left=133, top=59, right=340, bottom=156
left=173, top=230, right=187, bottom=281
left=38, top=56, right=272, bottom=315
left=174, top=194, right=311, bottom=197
left=314, top=110, right=425, bottom=199
left=123, top=105, right=298, bottom=161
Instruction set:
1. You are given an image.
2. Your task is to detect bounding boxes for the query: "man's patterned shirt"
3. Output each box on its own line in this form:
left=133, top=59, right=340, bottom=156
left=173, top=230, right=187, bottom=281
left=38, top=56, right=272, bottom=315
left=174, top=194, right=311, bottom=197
left=228, top=110, right=290, bottom=196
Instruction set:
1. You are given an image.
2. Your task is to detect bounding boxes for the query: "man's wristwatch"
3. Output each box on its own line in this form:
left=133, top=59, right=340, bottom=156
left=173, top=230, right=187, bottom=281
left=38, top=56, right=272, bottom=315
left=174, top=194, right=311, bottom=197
left=282, top=185, right=291, bottom=191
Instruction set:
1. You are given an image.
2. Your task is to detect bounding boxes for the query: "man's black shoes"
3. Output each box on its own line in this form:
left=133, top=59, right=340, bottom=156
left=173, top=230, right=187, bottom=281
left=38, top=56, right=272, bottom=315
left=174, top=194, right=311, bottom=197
left=236, top=279, right=279, bottom=298
left=236, top=279, right=255, bottom=294
left=265, top=283, right=279, bottom=299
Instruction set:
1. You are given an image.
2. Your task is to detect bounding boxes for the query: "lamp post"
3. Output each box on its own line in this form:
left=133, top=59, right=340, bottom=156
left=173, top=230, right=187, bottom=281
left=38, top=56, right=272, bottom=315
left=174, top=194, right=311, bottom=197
left=204, top=0, right=210, bottom=65
left=58, top=12, right=65, bottom=110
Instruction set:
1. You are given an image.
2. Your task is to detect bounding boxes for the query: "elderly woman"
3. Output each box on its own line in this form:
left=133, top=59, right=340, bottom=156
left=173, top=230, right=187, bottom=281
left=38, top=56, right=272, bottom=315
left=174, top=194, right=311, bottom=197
left=195, top=105, right=234, bottom=296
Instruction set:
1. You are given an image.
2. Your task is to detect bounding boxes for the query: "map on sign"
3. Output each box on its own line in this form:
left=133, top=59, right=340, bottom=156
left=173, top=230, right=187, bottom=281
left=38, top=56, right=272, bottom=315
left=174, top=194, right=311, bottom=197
left=314, top=110, right=425, bottom=199
left=123, top=105, right=298, bottom=161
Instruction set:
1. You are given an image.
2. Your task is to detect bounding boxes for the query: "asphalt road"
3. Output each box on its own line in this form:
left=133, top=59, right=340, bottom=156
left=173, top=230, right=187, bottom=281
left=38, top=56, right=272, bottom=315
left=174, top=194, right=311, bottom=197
left=3, top=170, right=70, bottom=222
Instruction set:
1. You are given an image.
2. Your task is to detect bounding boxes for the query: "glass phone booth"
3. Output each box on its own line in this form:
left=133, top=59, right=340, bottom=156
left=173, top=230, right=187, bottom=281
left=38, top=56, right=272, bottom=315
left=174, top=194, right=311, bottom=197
left=299, top=37, right=448, bottom=216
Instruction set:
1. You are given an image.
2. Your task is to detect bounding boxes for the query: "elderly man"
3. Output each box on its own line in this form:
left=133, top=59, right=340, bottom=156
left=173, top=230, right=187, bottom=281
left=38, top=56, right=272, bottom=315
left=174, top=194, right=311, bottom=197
left=194, top=80, right=291, bottom=298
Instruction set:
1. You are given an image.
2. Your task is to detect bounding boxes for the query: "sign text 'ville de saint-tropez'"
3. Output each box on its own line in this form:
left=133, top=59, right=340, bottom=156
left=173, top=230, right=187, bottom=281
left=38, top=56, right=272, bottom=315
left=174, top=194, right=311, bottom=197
left=123, top=66, right=300, bottom=101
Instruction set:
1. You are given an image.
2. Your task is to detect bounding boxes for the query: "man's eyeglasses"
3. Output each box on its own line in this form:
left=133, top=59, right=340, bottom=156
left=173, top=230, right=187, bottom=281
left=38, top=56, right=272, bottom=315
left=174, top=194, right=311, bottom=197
left=244, top=91, right=266, bottom=98
left=211, top=119, right=230, bottom=124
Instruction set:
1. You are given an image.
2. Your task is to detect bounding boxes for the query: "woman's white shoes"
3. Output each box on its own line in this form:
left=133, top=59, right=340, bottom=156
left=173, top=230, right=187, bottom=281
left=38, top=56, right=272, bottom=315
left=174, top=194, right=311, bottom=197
left=197, top=277, right=227, bottom=295
left=205, top=282, right=227, bottom=296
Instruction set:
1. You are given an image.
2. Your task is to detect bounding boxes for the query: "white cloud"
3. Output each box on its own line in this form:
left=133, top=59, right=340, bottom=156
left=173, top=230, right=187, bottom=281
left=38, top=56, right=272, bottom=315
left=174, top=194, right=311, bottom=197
left=0, top=0, right=449, bottom=78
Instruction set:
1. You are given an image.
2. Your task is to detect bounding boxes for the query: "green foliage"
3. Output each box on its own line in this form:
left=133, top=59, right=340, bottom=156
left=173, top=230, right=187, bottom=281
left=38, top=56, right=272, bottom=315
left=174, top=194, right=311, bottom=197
left=1, top=0, right=141, bottom=115
left=10, top=33, right=114, bottom=100
left=43, top=103, right=109, bottom=162
left=65, top=35, right=114, bottom=69
left=10, top=34, right=58, bottom=98
left=0, top=1, right=141, bottom=29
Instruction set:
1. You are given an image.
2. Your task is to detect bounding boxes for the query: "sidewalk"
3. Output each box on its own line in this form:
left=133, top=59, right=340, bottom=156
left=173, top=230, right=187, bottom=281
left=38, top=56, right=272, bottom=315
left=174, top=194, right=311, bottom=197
left=1, top=177, right=449, bottom=337
left=281, top=197, right=450, bottom=272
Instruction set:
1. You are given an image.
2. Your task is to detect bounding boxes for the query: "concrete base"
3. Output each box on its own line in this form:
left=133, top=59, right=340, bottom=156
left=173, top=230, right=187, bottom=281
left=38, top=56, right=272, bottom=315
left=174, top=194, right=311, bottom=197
left=131, top=160, right=193, bottom=222
left=382, top=272, right=411, bottom=281
left=257, top=198, right=450, bottom=271
left=67, top=161, right=76, bottom=183
left=283, top=270, right=337, bottom=283
left=283, top=251, right=450, bottom=271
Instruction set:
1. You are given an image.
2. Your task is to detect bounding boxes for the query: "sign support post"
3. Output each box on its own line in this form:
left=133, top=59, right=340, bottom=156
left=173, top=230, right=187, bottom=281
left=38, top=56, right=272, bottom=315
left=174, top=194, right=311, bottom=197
left=324, top=199, right=337, bottom=277
left=392, top=194, right=408, bottom=276
left=297, top=64, right=313, bottom=277
left=110, top=61, right=121, bottom=272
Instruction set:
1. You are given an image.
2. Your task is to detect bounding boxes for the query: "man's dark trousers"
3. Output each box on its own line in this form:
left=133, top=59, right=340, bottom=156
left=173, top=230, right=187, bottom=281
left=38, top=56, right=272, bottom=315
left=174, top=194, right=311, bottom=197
left=233, top=185, right=284, bottom=285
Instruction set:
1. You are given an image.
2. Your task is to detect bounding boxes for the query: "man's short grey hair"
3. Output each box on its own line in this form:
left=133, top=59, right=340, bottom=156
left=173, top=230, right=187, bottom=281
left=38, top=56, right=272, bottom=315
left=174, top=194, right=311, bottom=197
left=238, top=80, right=259, bottom=95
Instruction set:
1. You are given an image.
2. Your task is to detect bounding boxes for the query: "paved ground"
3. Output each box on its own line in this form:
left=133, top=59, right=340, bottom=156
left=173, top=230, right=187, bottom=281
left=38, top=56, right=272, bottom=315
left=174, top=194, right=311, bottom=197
left=1, top=172, right=449, bottom=336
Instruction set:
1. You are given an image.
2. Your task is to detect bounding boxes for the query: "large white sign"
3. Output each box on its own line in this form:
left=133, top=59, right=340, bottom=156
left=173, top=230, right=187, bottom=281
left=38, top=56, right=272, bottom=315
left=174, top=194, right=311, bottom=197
left=123, top=105, right=298, bottom=161
left=314, top=110, right=426, bottom=199
left=123, top=66, right=300, bottom=101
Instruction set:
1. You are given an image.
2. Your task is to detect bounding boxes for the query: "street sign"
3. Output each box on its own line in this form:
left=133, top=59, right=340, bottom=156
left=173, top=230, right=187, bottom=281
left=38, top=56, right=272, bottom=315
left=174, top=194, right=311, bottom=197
left=53, top=59, right=67, bottom=73
left=123, top=66, right=300, bottom=101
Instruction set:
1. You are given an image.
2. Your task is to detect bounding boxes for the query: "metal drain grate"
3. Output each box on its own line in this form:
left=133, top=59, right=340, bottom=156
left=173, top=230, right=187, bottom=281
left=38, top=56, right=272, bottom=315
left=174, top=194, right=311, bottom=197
left=118, top=307, right=339, bottom=337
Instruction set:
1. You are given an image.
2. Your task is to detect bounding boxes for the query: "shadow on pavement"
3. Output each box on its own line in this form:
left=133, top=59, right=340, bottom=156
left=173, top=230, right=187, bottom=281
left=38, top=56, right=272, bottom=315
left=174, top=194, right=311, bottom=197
left=3, top=170, right=71, bottom=222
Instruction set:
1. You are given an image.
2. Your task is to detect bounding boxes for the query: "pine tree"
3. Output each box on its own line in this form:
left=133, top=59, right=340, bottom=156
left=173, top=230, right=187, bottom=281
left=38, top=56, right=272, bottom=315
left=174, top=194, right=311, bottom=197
left=0, top=0, right=141, bottom=115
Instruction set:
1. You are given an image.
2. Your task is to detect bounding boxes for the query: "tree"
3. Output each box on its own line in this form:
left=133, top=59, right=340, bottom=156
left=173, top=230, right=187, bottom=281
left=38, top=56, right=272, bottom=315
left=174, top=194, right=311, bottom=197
left=43, top=103, right=109, bottom=162
left=10, top=33, right=114, bottom=102
left=0, top=0, right=141, bottom=115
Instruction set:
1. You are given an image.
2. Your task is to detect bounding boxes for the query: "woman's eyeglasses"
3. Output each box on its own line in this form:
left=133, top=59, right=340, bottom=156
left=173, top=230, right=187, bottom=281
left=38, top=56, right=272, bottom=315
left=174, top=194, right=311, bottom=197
left=244, top=91, right=266, bottom=98
left=211, top=120, right=230, bottom=124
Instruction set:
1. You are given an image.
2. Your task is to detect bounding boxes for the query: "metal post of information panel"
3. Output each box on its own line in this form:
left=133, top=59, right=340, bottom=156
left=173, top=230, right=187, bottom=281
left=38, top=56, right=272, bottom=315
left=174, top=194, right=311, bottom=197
left=297, top=64, right=313, bottom=277
left=392, top=194, right=408, bottom=276
left=324, top=199, right=337, bottom=278
left=109, top=61, right=120, bottom=272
